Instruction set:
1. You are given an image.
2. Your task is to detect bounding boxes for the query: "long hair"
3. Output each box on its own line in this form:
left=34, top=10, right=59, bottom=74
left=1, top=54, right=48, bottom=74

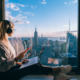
left=0, top=20, right=14, bottom=40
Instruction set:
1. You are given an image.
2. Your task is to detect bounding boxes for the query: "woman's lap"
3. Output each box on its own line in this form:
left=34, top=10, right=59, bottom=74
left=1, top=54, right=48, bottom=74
left=0, top=63, right=52, bottom=80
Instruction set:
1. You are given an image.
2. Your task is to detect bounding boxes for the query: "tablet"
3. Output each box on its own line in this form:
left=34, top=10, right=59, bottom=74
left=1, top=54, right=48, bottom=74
left=20, top=47, right=45, bottom=69
left=20, top=56, right=39, bottom=69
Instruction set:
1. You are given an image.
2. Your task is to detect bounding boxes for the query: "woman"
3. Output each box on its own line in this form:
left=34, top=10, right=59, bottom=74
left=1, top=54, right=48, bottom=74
left=0, top=20, right=72, bottom=80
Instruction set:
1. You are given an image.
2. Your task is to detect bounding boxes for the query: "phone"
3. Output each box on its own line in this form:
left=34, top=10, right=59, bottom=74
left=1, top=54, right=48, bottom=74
left=41, top=47, right=45, bottom=51
left=24, top=44, right=33, bottom=52
left=24, top=47, right=30, bottom=52
left=38, top=47, right=45, bottom=61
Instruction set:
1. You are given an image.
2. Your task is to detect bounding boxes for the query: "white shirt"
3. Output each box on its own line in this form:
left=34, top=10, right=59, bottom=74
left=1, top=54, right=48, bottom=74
left=0, top=40, right=16, bottom=72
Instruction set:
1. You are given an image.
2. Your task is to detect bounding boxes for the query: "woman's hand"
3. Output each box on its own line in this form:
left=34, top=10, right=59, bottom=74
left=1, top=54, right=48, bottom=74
left=16, top=59, right=29, bottom=65
left=15, top=51, right=26, bottom=61
left=15, top=48, right=31, bottom=61
left=24, top=47, right=31, bottom=52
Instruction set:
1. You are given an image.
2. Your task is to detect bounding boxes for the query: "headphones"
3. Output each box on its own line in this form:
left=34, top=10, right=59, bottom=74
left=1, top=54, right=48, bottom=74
left=3, top=20, right=12, bottom=33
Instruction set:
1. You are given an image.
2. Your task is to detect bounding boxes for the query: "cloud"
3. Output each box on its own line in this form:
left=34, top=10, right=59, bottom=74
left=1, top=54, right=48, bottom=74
left=44, top=30, right=77, bottom=37
left=5, top=3, right=28, bottom=11
left=17, top=14, right=22, bottom=17
left=31, top=6, right=34, bottom=9
left=5, top=11, right=11, bottom=15
left=5, top=11, right=29, bottom=24
left=64, top=0, right=77, bottom=5
left=70, top=30, right=77, bottom=32
left=17, top=14, right=27, bottom=18
left=63, top=25, right=69, bottom=27
left=31, top=6, right=37, bottom=9
left=24, top=12, right=30, bottom=15
left=69, top=0, right=77, bottom=4
left=26, top=5, right=28, bottom=7
left=13, top=20, right=29, bottom=24
left=44, top=32, right=66, bottom=37
left=41, top=0, right=47, bottom=4
left=5, top=0, right=8, bottom=3
left=64, top=2, right=67, bottom=4
left=20, top=11, right=22, bottom=13
left=72, top=0, right=77, bottom=3
left=5, top=3, right=20, bottom=11
left=17, top=3, right=25, bottom=7
left=57, top=30, right=77, bottom=33
left=20, top=16, right=27, bottom=19
left=23, top=12, right=34, bottom=16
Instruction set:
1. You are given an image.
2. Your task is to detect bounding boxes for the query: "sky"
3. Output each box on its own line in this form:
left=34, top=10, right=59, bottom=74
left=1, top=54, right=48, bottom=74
left=5, top=0, right=78, bottom=37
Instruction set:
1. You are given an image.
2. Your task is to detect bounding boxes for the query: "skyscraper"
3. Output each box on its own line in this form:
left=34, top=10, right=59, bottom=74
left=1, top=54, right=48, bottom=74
left=41, top=34, right=43, bottom=37
left=66, top=19, right=71, bottom=53
left=69, top=19, right=70, bottom=32
left=34, top=27, right=38, bottom=48
left=40, top=45, right=52, bottom=64
left=66, top=19, right=77, bottom=55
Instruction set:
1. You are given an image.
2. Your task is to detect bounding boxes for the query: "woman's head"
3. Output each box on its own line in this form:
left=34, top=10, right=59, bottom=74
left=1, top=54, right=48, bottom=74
left=0, top=20, right=14, bottom=40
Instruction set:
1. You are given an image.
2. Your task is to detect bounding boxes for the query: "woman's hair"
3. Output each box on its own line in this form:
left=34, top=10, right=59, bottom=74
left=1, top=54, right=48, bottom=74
left=0, top=20, right=14, bottom=40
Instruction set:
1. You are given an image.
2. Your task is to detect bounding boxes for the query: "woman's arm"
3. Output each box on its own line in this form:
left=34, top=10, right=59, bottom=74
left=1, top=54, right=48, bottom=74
left=0, top=47, right=16, bottom=72
left=0, top=43, right=31, bottom=72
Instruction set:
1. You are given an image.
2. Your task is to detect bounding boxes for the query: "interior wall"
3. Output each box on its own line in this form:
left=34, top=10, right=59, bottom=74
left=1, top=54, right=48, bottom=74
left=78, top=0, right=80, bottom=70
left=0, top=0, right=5, bottom=22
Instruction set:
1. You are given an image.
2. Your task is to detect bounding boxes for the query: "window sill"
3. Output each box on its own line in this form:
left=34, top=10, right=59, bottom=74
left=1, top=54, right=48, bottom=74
left=20, top=75, right=54, bottom=80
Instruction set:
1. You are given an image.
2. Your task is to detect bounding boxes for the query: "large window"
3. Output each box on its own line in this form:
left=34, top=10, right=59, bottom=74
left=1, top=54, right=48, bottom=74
left=5, top=0, right=78, bottom=67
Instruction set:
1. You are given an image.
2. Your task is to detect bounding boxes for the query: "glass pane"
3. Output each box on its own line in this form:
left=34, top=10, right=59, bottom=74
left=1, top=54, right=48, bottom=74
left=5, top=0, right=78, bottom=67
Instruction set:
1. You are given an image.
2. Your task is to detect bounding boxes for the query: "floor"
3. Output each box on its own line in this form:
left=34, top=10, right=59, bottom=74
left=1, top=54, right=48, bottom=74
left=20, top=75, right=80, bottom=80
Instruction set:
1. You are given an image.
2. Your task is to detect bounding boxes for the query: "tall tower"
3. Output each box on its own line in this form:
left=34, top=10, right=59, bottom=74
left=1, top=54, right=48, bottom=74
left=66, top=19, right=71, bottom=53
left=69, top=19, right=70, bottom=32
left=34, top=27, right=38, bottom=48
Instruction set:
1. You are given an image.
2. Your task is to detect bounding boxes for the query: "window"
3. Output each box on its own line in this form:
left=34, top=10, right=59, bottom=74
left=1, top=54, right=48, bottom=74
left=5, top=0, right=78, bottom=68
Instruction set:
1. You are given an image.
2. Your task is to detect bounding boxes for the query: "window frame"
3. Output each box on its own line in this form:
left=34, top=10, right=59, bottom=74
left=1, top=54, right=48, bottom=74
left=0, top=0, right=80, bottom=73
left=0, top=0, right=5, bottom=22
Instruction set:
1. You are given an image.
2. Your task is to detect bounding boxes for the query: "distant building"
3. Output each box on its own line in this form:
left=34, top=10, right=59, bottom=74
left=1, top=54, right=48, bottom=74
left=41, top=34, right=43, bottom=37
left=34, top=28, right=38, bottom=48
left=40, top=45, right=52, bottom=64
left=9, top=38, right=24, bottom=56
left=66, top=31, right=77, bottom=55
left=23, top=40, right=28, bottom=50
left=66, top=19, right=77, bottom=55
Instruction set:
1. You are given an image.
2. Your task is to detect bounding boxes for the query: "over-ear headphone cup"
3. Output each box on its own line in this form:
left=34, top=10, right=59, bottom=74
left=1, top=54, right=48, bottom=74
left=4, top=20, right=12, bottom=33
left=6, top=27, right=12, bottom=33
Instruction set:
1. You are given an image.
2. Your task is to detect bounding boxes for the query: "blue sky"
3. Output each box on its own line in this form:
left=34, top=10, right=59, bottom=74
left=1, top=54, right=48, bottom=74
left=5, top=0, right=78, bottom=37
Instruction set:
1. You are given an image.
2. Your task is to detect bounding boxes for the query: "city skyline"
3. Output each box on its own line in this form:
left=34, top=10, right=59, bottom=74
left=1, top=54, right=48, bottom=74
left=5, top=0, right=78, bottom=37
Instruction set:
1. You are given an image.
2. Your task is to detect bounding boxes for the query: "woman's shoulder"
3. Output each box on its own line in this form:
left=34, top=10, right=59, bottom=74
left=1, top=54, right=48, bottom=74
left=0, top=40, right=9, bottom=49
left=0, top=40, right=10, bottom=56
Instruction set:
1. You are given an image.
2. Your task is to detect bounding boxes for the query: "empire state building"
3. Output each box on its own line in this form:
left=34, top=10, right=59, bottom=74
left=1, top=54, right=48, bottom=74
left=34, top=28, right=38, bottom=48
